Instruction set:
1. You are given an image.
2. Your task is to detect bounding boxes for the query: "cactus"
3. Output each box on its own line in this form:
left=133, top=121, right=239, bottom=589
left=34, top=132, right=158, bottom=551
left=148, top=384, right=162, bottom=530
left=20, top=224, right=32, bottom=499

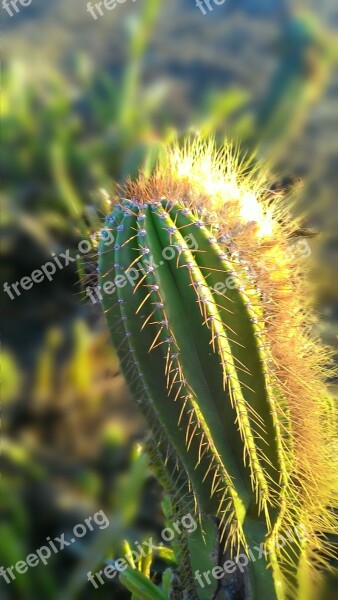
left=98, top=139, right=338, bottom=600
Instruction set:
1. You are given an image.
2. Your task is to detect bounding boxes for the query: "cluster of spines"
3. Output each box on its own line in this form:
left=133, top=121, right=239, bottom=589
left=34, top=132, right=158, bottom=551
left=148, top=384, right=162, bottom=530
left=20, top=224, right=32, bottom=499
left=101, top=205, right=289, bottom=503
left=100, top=203, right=244, bottom=547
left=99, top=196, right=332, bottom=599
left=160, top=209, right=274, bottom=513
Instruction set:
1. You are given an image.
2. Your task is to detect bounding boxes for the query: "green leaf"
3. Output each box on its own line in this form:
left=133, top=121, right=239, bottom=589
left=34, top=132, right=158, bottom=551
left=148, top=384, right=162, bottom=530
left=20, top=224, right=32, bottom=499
left=119, top=567, right=167, bottom=600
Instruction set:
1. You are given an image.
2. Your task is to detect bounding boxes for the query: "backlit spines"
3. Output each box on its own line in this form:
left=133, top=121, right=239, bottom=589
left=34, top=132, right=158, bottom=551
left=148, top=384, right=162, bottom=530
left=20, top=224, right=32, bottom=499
left=98, top=140, right=338, bottom=600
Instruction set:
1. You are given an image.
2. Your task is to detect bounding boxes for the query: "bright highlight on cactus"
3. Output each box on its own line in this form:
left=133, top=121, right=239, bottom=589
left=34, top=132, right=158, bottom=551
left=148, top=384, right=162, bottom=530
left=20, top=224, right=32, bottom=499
left=98, top=139, right=338, bottom=600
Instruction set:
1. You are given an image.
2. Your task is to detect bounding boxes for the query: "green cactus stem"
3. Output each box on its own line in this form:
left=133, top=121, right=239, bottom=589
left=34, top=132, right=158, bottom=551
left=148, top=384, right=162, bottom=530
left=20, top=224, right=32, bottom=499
left=98, top=140, right=338, bottom=600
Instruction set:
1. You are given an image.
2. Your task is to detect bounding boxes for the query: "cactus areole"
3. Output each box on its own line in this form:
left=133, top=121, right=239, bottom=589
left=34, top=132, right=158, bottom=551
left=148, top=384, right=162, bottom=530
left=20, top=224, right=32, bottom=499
left=98, top=140, right=337, bottom=600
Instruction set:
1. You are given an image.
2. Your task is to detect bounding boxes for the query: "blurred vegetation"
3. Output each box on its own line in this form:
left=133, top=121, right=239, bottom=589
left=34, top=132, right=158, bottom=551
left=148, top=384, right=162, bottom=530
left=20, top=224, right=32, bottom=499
left=1, top=0, right=338, bottom=598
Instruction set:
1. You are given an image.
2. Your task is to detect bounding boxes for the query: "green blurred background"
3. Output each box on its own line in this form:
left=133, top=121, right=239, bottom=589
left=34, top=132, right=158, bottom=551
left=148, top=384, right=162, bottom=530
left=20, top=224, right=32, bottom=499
left=1, top=0, right=338, bottom=598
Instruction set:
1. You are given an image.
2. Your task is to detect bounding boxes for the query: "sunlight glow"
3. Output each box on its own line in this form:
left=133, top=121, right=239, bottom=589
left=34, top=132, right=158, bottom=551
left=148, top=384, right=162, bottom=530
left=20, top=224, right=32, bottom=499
left=172, top=139, right=274, bottom=238
left=239, top=191, right=274, bottom=237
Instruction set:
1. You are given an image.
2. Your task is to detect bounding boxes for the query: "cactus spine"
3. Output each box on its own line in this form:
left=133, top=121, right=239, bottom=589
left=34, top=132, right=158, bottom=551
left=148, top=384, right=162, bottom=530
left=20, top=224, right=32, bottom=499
left=98, top=140, right=337, bottom=600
